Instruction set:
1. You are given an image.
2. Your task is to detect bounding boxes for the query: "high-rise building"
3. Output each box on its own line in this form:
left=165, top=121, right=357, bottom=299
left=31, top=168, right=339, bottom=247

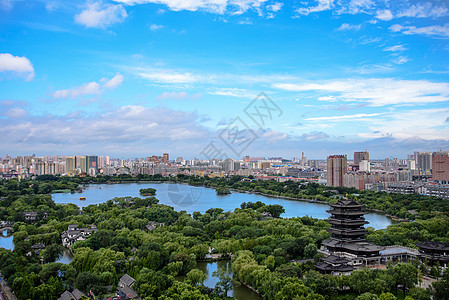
left=359, top=160, right=370, bottom=172
left=327, top=155, right=347, bottom=187
left=221, top=159, right=241, bottom=171
left=407, top=160, right=416, bottom=170
left=78, top=156, right=87, bottom=173
left=87, top=156, right=98, bottom=171
left=432, top=151, right=449, bottom=183
left=163, top=153, right=169, bottom=163
left=65, top=156, right=76, bottom=173
left=416, top=152, right=433, bottom=171
left=98, top=156, right=105, bottom=169
left=354, top=151, right=369, bottom=166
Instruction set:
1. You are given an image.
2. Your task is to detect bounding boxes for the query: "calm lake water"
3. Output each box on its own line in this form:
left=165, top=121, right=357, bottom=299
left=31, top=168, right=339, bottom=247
left=177, top=260, right=261, bottom=300
left=0, top=229, right=14, bottom=250
left=52, top=182, right=392, bottom=230
left=56, top=248, right=74, bottom=264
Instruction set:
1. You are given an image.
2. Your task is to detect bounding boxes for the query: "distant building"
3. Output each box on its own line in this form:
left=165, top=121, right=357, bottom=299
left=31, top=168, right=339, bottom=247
left=416, top=152, right=433, bottom=171
left=327, top=155, right=347, bottom=187
left=432, top=151, right=449, bottom=183
left=87, top=155, right=98, bottom=171
left=359, top=160, right=370, bottom=172
left=354, top=151, right=369, bottom=166
left=163, top=153, right=169, bottom=163
left=65, top=156, right=76, bottom=173
left=407, top=159, right=416, bottom=170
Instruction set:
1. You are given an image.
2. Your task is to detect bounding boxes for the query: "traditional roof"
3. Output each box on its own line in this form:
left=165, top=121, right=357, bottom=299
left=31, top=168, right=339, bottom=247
left=329, top=199, right=365, bottom=208
left=31, top=243, right=46, bottom=249
left=71, top=289, right=87, bottom=299
left=322, top=255, right=350, bottom=264
left=117, top=285, right=139, bottom=299
left=120, top=274, right=136, bottom=287
left=315, top=261, right=354, bottom=272
left=322, top=239, right=384, bottom=253
left=58, top=291, right=74, bottom=300
left=416, top=241, right=449, bottom=252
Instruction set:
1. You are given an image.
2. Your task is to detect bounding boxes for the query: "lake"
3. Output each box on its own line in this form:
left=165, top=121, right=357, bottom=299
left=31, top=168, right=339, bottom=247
left=52, top=182, right=392, bottom=230
left=177, top=260, right=261, bottom=300
left=0, top=229, right=14, bottom=250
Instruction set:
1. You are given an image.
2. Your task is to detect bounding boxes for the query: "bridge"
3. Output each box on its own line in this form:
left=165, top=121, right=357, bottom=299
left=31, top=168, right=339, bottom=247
left=0, top=224, right=14, bottom=235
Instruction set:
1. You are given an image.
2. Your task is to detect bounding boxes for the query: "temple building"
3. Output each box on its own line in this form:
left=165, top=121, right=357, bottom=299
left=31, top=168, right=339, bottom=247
left=317, top=199, right=449, bottom=275
left=317, top=198, right=385, bottom=273
left=416, top=241, right=449, bottom=268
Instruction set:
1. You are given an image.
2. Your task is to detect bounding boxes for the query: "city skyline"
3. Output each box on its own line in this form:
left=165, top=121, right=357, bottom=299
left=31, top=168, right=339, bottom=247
left=1, top=0, right=449, bottom=158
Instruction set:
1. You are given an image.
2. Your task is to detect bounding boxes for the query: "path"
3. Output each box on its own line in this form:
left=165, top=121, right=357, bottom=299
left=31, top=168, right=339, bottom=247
left=0, top=272, right=17, bottom=300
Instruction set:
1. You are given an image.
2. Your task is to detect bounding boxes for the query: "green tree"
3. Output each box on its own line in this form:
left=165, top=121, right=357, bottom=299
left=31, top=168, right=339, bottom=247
left=212, top=269, right=232, bottom=296
left=431, top=269, right=449, bottom=300
left=186, top=269, right=207, bottom=286
left=356, top=292, right=379, bottom=300
left=390, top=263, right=418, bottom=296
left=42, top=244, right=63, bottom=263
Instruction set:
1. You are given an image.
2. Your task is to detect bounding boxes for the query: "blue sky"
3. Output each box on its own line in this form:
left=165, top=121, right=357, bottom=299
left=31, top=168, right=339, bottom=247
left=1, top=0, right=449, bottom=159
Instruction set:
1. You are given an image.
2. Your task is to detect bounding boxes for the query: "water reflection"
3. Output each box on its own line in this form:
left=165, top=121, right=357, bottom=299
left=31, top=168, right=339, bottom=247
left=177, top=260, right=261, bottom=300
left=55, top=248, right=74, bottom=264
left=52, top=183, right=392, bottom=230
left=0, top=229, right=14, bottom=251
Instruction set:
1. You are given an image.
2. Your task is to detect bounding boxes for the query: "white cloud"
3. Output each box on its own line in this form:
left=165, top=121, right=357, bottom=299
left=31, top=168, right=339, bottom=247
left=390, top=23, right=449, bottom=37
left=139, top=70, right=201, bottom=84
left=398, top=2, right=449, bottom=19
left=273, top=78, right=449, bottom=106
left=337, top=23, right=361, bottom=31
left=53, top=73, right=124, bottom=99
left=267, top=2, right=282, bottom=12
left=156, top=91, right=201, bottom=100
left=149, top=24, right=164, bottom=31
left=4, top=107, right=27, bottom=118
left=359, top=108, right=449, bottom=140
left=208, top=88, right=255, bottom=98
left=375, top=9, right=393, bottom=21
left=262, top=130, right=288, bottom=143
left=306, top=113, right=382, bottom=121
left=75, top=2, right=127, bottom=29
left=45, top=1, right=58, bottom=12
left=392, top=56, right=409, bottom=65
left=0, top=0, right=13, bottom=11
left=336, top=0, right=374, bottom=15
left=0, top=106, right=211, bottom=155
left=53, top=81, right=101, bottom=99
left=0, top=53, right=34, bottom=81
left=300, top=131, right=329, bottom=141
left=383, top=44, right=407, bottom=52
left=296, top=0, right=333, bottom=16
left=113, top=0, right=269, bottom=15
left=102, top=73, right=124, bottom=89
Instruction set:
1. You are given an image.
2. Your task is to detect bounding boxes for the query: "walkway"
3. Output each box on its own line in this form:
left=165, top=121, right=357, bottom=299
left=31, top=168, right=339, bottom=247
left=0, top=272, right=17, bottom=300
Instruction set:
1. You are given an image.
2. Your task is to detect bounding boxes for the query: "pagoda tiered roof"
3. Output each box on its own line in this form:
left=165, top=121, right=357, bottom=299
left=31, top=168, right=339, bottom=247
left=328, top=218, right=368, bottom=226
left=326, top=209, right=366, bottom=216
left=329, top=199, right=365, bottom=208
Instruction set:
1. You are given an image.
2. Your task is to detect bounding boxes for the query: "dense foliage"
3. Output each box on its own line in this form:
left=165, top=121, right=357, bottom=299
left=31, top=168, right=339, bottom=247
left=0, top=174, right=448, bottom=299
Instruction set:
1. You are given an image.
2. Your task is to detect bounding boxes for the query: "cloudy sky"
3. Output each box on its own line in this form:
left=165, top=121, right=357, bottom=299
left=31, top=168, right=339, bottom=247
left=1, top=0, right=449, bottom=159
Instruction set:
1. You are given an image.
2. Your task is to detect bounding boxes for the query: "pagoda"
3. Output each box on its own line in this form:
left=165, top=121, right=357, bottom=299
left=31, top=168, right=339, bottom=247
left=317, top=198, right=384, bottom=274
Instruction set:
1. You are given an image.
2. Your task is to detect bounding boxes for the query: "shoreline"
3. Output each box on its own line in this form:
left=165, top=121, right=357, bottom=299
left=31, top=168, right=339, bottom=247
left=68, top=180, right=393, bottom=221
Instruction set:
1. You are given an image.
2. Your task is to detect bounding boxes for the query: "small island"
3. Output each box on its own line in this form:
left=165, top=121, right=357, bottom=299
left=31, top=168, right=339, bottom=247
left=139, top=187, right=156, bottom=196
left=216, top=187, right=231, bottom=195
